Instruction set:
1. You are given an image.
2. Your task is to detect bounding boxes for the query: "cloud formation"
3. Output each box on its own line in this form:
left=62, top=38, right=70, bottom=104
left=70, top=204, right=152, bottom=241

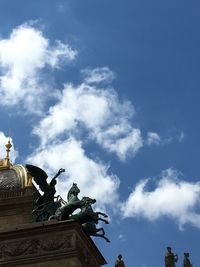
left=34, top=78, right=143, bottom=161
left=146, top=132, right=161, bottom=145
left=0, top=23, right=77, bottom=114
left=28, top=66, right=141, bottom=207
left=0, top=23, right=158, bottom=211
left=27, top=138, right=119, bottom=209
left=27, top=65, right=146, bottom=209
left=122, top=168, right=200, bottom=229
left=81, top=67, right=116, bottom=84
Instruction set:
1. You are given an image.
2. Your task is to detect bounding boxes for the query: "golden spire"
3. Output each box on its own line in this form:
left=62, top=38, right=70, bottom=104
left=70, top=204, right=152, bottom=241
left=5, top=139, right=12, bottom=161
left=0, top=139, right=12, bottom=170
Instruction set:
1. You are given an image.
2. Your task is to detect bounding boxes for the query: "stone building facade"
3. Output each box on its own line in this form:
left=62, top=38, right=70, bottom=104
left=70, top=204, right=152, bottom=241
left=0, top=141, right=106, bottom=267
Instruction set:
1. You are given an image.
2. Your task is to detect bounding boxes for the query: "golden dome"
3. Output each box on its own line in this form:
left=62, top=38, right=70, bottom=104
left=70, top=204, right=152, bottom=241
left=0, top=164, right=32, bottom=191
left=0, top=140, right=32, bottom=195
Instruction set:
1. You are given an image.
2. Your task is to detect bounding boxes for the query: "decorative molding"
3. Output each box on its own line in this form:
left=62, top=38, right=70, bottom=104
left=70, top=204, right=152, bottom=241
left=0, top=234, right=73, bottom=260
left=77, top=236, right=98, bottom=267
left=0, top=221, right=106, bottom=266
left=0, top=188, right=26, bottom=199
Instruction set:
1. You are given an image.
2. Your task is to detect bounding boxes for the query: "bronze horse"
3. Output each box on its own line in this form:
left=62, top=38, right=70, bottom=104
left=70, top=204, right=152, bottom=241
left=49, top=183, right=82, bottom=220
left=71, top=197, right=110, bottom=242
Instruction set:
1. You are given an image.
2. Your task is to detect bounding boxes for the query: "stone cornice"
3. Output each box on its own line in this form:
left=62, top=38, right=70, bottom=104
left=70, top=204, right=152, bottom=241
left=0, top=220, right=107, bottom=267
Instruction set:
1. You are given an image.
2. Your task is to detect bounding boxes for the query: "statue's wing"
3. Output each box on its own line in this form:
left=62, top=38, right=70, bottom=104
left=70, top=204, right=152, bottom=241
left=25, top=164, right=48, bottom=192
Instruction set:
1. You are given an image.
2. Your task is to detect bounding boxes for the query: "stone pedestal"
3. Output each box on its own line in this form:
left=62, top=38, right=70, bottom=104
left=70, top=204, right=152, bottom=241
left=0, top=220, right=107, bottom=267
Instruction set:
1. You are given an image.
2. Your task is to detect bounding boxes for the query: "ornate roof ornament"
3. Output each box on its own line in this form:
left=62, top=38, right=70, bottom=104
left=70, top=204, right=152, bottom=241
left=0, top=139, right=12, bottom=170
left=0, top=139, right=32, bottom=196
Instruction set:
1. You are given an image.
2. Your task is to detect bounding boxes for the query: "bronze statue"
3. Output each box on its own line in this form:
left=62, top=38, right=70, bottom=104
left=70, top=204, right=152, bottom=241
left=26, top=162, right=110, bottom=242
left=165, top=247, right=178, bottom=267
left=115, top=254, right=125, bottom=267
left=71, top=197, right=110, bottom=242
left=183, top=253, right=192, bottom=267
left=50, top=184, right=110, bottom=242
left=82, top=221, right=110, bottom=242
left=49, top=183, right=83, bottom=220
left=26, top=164, right=65, bottom=207
left=26, top=164, right=65, bottom=221
left=70, top=196, right=109, bottom=224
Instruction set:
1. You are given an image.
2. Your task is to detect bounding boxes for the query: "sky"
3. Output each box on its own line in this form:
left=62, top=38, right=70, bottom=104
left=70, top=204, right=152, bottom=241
left=0, top=1, right=200, bottom=266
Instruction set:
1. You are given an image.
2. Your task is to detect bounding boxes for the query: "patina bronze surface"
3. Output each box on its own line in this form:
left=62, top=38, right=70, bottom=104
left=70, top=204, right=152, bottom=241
left=165, top=247, right=178, bottom=267
left=25, top=164, right=65, bottom=221
left=26, top=164, right=110, bottom=242
left=115, top=254, right=125, bottom=267
left=183, top=253, right=192, bottom=267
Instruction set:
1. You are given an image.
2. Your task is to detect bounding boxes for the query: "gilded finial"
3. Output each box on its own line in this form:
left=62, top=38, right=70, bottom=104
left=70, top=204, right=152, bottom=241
left=0, top=138, right=13, bottom=170
left=5, top=139, right=12, bottom=160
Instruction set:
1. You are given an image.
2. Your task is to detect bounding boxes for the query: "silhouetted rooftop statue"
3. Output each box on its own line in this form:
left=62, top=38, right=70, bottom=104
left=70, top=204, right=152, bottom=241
left=183, top=252, right=192, bottom=267
left=115, top=254, right=125, bottom=267
left=165, top=247, right=178, bottom=267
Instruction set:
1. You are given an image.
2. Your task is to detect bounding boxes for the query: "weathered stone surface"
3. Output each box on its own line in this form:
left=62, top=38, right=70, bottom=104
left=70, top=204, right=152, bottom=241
left=0, top=220, right=106, bottom=267
left=0, top=186, right=39, bottom=229
left=0, top=157, right=107, bottom=267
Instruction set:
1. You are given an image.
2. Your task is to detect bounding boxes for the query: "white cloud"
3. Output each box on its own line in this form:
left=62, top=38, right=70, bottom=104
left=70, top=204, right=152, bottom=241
left=178, top=131, right=185, bottom=143
left=96, top=127, right=143, bottom=161
left=81, top=67, right=115, bottom=84
left=28, top=77, right=143, bottom=210
left=118, top=234, right=126, bottom=242
left=122, top=168, right=200, bottom=229
left=47, top=40, right=77, bottom=68
left=28, top=77, right=144, bottom=210
left=27, top=138, right=119, bottom=209
left=146, top=131, right=186, bottom=146
left=0, top=23, right=77, bottom=114
left=147, top=132, right=161, bottom=145
left=33, top=82, right=143, bottom=160
left=0, top=132, right=18, bottom=163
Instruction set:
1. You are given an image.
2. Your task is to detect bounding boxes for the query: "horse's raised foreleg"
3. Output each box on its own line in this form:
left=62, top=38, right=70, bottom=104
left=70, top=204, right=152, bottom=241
left=96, top=212, right=108, bottom=218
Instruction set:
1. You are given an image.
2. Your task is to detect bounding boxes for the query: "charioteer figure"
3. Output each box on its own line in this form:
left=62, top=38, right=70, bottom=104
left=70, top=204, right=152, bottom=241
left=26, top=164, right=65, bottom=221
left=26, top=164, right=65, bottom=207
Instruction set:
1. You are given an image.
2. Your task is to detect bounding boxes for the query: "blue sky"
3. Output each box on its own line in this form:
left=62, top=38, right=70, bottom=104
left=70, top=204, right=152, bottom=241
left=0, top=1, right=200, bottom=266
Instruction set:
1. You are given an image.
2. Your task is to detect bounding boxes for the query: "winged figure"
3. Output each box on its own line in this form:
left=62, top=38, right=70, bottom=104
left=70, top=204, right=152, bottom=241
left=25, top=164, right=65, bottom=207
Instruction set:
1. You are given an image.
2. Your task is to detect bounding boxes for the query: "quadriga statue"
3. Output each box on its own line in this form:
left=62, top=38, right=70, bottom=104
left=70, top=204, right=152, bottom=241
left=26, top=163, right=110, bottom=243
